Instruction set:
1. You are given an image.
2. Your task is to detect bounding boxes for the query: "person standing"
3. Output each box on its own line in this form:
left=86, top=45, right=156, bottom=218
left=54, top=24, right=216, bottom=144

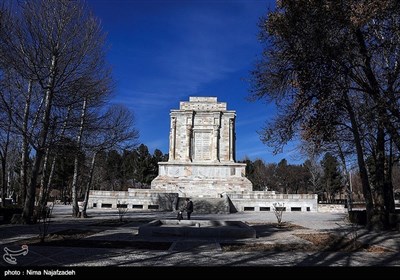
left=185, top=198, right=193, bottom=220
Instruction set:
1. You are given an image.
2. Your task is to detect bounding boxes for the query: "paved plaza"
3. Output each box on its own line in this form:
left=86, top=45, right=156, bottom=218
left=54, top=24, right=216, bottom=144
left=1, top=205, right=399, bottom=275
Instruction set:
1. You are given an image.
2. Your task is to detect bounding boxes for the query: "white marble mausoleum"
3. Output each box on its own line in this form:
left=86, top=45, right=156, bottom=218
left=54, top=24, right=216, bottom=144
left=150, top=96, right=253, bottom=198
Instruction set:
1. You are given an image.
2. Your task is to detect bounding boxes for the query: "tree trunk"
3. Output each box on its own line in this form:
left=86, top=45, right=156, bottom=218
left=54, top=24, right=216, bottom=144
left=384, top=139, right=396, bottom=215
left=335, top=140, right=352, bottom=211
left=19, top=80, right=33, bottom=208
left=81, top=152, right=97, bottom=218
left=37, top=117, right=58, bottom=210
left=71, top=98, right=87, bottom=217
left=39, top=106, right=72, bottom=211
left=22, top=55, right=56, bottom=224
left=38, top=147, right=50, bottom=210
left=370, top=122, right=389, bottom=231
left=344, top=92, right=374, bottom=229
left=1, top=116, right=12, bottom=207
left=71, top=155, right=80, bottom=217
left=1, top=156, right=6, bottom=208
left=354, top=28, right=400, bottom=152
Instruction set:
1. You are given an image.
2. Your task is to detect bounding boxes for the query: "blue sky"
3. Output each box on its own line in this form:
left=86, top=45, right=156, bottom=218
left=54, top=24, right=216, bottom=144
left=87, top=0, right=304, bottom=164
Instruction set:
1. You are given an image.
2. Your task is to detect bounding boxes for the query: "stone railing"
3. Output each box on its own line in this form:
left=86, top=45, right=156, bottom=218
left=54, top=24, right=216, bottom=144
left=317, top=204, right=347, bottom=213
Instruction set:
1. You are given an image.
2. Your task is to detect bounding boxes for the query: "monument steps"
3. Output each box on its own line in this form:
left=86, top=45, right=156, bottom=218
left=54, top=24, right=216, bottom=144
left=177, top=197, right=229, bottom=214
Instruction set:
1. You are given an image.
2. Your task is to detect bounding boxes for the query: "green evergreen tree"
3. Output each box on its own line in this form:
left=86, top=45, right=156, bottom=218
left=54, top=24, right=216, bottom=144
left=321, top=153, right=343, bottom=202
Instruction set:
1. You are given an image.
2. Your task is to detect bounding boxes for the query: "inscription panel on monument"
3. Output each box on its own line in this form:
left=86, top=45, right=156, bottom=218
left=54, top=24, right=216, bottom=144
left=194, top=131, right=211, bottom=160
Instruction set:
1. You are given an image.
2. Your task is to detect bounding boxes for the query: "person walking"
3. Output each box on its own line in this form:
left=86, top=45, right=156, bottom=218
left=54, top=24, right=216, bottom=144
left=185, top=198, right=193, bottom=220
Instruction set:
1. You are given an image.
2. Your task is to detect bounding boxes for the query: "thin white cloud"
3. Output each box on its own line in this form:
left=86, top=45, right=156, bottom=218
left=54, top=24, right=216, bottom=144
left=113, top=90, right=175, bottom=108
left=116, top=2, right=260, bottom=106
left=99, top=0, right=284, bottom=163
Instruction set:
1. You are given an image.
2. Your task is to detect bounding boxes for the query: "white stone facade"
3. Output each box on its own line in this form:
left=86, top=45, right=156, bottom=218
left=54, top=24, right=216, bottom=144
left=151, top=96, right=253, bottom=198
left=168, top=96, right=236, bottom=162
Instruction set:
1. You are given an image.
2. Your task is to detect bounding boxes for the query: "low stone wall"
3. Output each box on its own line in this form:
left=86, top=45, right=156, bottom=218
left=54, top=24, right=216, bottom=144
left=88, top=189, right=178, bottom=211
left=317, top=204, right=347, bottom=213
left=227, top=192, right=318, bottom=212
left=88, top=189, right=319, bottom=213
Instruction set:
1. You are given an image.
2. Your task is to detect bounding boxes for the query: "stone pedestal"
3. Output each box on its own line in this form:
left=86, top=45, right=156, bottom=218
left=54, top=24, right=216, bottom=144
left=151, top=162, right=252, bottom=198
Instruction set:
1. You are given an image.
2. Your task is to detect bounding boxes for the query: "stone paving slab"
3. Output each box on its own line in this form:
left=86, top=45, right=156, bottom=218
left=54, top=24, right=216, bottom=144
left=169, top=241, right=221, bottom=252
left=1, top=244, right=399, bottom=267
left=1, top=205, right=400, bottom=268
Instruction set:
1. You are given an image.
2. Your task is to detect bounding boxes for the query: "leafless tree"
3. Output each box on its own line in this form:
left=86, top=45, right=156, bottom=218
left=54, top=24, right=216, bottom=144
left=250, top=0, right=400, bottom=230
left=0, top=0, right=112, bottom=223
left=80, top=104, right=139, bottom=218
left=299, top=139, right=327, bottom=195
left=272, top=202, right=285, bottom=226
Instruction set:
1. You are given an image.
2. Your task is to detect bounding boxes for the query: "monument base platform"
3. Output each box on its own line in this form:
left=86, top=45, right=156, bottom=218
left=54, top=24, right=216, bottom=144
left=151, top=162, right=253, bottom=198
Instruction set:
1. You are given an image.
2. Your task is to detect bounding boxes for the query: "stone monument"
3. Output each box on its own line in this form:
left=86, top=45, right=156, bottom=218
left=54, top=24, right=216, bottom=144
left=88, top=96, right=318, bottom=213
left=151, top=96, right=253, bottom=198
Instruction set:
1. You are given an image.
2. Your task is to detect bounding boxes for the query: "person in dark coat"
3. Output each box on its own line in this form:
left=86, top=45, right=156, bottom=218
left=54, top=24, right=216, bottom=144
left=185, top=198, right=193, bottom=220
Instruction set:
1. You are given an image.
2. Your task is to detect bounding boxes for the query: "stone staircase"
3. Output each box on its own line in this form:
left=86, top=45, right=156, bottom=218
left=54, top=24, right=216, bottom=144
left=176, top=197, right=229, bottom=214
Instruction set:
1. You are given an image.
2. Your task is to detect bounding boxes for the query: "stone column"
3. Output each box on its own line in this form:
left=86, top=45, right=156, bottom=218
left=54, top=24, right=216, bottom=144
left=186, top=124, right=192, bottom=161
left=212, top=124, right=220, bottom=161
left=169, top=117, right=176, bottom=161
left=229, top=118, right=234, bottom=162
